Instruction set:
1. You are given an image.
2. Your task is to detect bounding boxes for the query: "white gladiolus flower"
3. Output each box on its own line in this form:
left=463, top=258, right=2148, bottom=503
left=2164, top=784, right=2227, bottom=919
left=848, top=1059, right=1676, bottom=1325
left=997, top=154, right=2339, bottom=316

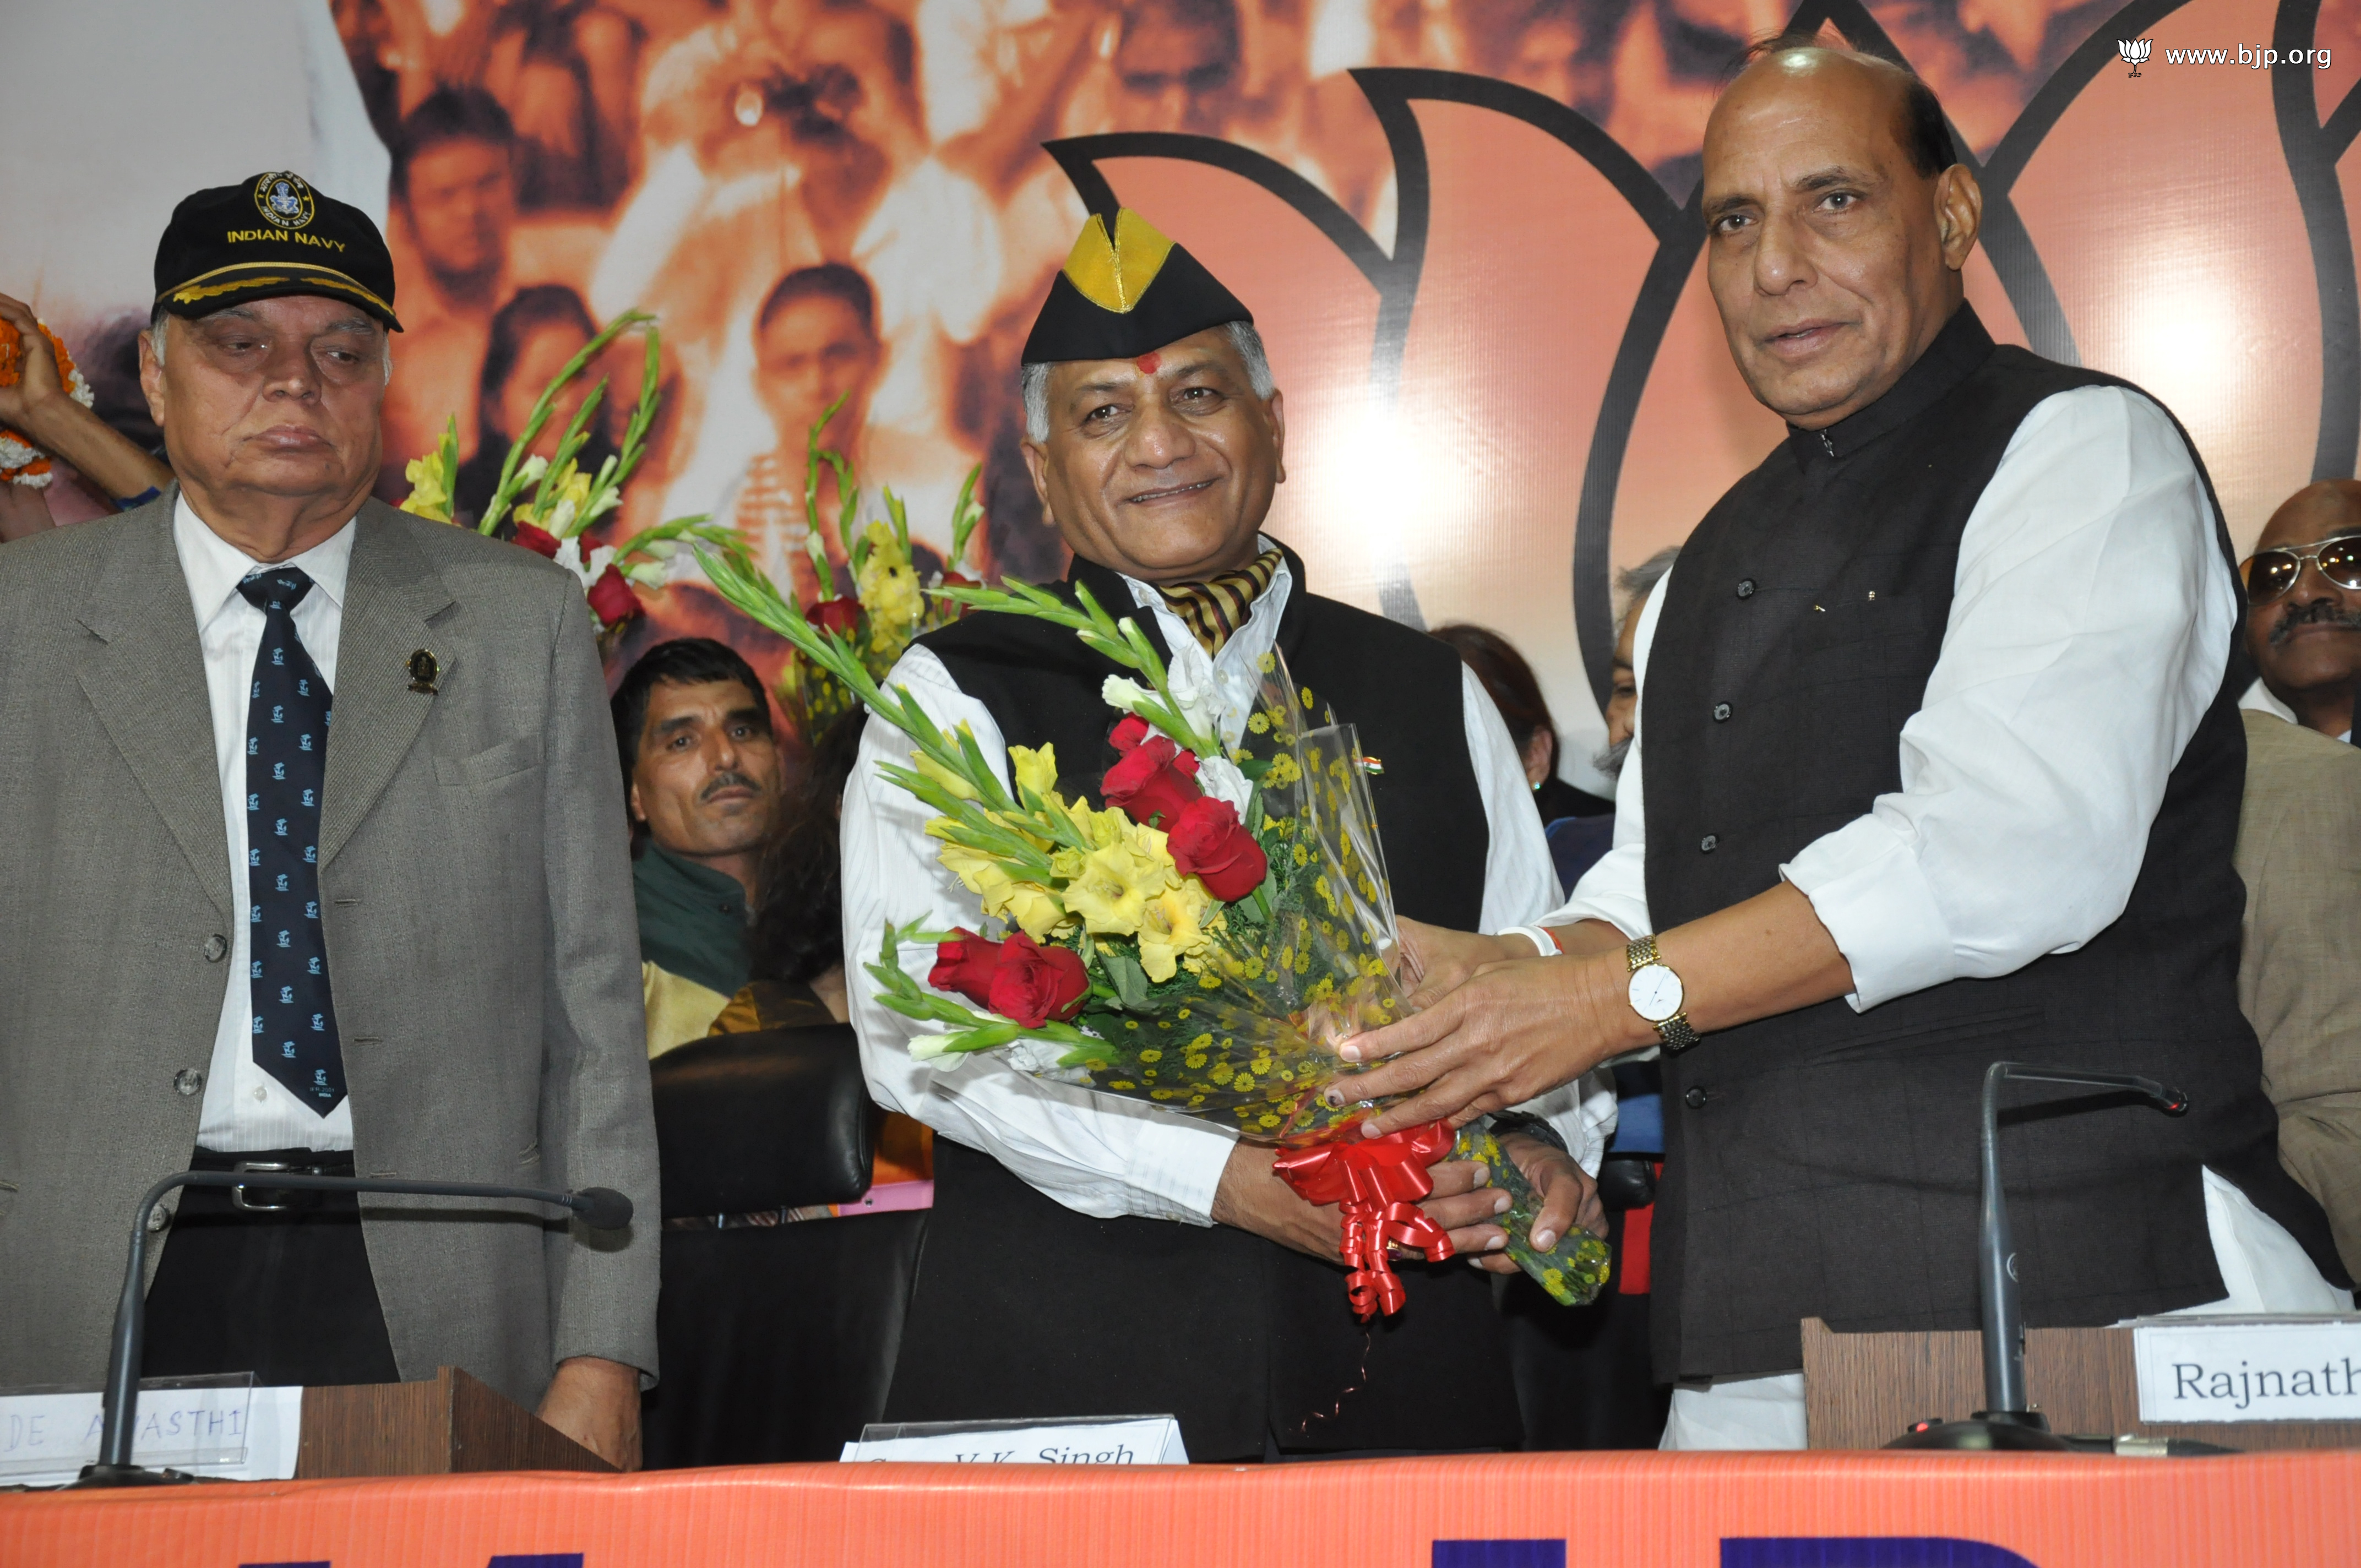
left=548, top=537, right=617, bottom=594
left=1196, top=755, right=1251, bottom=812
left=908, top=1032, right=965, bottom=1065
left=1102, top=676, right=1156, bottom=715
left=1165, top=657, right=1220, bottom=740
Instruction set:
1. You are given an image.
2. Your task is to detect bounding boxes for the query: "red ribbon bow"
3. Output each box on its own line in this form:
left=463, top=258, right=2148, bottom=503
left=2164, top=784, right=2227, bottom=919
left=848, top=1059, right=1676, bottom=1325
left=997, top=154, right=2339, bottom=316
left=1271, top=1120, right=1457, bottom=1320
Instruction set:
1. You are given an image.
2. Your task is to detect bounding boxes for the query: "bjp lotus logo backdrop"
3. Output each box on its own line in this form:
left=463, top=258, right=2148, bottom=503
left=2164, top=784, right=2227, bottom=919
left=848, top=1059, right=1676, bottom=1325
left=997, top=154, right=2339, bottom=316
left=1005, top=0, right=2361, bottom=751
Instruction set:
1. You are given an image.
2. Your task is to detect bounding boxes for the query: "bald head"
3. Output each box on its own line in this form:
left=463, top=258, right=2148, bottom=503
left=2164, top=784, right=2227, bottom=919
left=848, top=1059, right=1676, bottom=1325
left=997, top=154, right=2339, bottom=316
left=1701, top=45, right=1981, bottom=429
left=2246, top=480, right=2361, bottom=737
left=2257, top=479, right=2361, bottom=554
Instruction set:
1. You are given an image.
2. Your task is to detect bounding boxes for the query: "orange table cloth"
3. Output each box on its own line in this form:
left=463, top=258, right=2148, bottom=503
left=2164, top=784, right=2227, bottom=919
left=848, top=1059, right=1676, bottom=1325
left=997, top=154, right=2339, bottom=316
left=4, top=1450, right=2356, bottom=1566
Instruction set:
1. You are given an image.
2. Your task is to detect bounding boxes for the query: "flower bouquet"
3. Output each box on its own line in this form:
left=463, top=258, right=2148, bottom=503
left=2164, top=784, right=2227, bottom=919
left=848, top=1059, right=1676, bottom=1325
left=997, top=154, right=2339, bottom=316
left=399, top=308, right=736, bottom=650
left=770, top=391, right=984, bottom=742
left=0, top=315, right=94, bottom=489
left=699, top=550, right=1610, bottom=1317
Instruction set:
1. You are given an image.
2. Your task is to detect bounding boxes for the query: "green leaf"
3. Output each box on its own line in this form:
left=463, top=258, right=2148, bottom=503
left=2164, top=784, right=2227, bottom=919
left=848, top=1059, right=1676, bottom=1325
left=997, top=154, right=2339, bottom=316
left=1105, top=950, right=1151, bottom=1012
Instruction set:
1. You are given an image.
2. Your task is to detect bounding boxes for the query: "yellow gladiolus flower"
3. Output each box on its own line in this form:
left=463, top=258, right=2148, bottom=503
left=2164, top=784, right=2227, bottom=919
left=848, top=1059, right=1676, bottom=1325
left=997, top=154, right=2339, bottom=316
left=516, top=461, right=593, bottom=535
left=936, top=839, right=1009, bottom=895
left=1063, top=823, right=1178, bottom=936
left=937, top=840, right=1068, bottom=940
left=1136, top=880, right=1215, bottom=982
left=1009, top=743, right=1059, bottom=797
left=399, top=454, right=452, bottom=522
left=984, top=876, right=1069, bottom=940
left=912, top=750, right=978, bottom=801
left=855, top=520, right=922, bottom=650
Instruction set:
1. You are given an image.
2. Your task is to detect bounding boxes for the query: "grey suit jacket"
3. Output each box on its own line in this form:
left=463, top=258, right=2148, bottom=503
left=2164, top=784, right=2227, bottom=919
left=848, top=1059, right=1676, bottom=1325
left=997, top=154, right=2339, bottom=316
left=0, top=493, right=659, bottom=1407
left=2237, top=708, right=2361, bottom=1279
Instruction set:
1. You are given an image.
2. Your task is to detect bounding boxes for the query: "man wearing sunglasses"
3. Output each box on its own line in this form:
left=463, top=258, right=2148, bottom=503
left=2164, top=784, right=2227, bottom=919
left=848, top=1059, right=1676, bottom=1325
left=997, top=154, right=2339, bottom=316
left=2242, top=480, right=2360, bottom=744
left=2233, top=480, right=2361, bottom=1284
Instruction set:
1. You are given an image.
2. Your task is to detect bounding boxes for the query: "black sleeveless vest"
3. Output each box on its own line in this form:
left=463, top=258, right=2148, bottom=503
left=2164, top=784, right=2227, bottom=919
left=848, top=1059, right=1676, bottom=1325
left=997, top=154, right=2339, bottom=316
left=1641, top=307, right=2345, bottom=1381
left=881, top=542, right=1510, bottom=1458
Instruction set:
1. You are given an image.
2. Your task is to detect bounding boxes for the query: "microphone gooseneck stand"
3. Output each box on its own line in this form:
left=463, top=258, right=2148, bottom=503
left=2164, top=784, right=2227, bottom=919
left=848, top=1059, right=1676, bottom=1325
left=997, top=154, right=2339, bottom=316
left=71, top=1170, right=633, bottom=1489
left=1887, top=1061, right=2186, bottom=1451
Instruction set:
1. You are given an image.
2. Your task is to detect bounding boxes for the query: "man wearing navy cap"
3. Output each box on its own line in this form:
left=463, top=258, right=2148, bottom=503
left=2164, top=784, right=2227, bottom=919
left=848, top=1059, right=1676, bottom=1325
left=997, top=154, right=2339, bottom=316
left=0, top=173, right=657, bottom=1467
left=842, top=207, right=1612, bottom=1459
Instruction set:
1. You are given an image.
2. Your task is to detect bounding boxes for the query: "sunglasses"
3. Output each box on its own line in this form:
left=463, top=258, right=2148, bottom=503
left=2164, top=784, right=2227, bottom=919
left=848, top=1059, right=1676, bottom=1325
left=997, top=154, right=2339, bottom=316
left=2244, top=533, right=2361, bottom=606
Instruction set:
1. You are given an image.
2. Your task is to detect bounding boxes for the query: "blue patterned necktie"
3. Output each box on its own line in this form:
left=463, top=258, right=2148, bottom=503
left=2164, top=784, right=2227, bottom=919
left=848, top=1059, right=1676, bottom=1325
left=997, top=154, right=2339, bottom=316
left=238, top=567, right=345, bottom=1114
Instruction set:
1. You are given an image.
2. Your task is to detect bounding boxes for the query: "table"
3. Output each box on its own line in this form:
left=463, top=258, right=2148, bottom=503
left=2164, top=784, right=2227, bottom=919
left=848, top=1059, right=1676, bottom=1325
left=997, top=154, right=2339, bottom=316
left=6, top=1450, right=2356, bottom=1566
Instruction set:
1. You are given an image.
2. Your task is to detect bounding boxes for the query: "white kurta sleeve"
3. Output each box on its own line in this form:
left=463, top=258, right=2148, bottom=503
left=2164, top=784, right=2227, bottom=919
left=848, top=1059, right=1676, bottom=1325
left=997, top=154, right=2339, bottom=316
left=1780, top=385, right=2235, bottom=1010
left=841, top=646, right=1237, bottom=1223
left=1457, top=662, right=1619, bottom=1169
left=1540, top=565, right=1671, bottom=941
left=1464, top=664, right=1565, bottom=930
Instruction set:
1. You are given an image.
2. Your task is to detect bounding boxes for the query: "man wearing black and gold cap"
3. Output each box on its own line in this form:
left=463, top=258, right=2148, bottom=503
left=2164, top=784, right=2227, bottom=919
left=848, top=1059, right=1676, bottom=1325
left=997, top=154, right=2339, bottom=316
left=841, top=208, right=1612, bottom=1458
left=0, top=173, right=658, bottom=1466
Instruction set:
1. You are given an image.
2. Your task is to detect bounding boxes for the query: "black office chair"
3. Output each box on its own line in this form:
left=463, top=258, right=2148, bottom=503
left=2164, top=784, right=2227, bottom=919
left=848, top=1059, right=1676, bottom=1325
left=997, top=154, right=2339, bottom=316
left=638, top=1024, right=929, bottom=1468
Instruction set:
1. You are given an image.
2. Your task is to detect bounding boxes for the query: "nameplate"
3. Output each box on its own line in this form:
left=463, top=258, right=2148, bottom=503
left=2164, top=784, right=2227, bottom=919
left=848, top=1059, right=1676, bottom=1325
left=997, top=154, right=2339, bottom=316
left=2133, top=1315, right=2361, bottom=1423
left=840, top=1414, right=1188, bottom=1464
left=0, top=1382, right=303, bottom=1485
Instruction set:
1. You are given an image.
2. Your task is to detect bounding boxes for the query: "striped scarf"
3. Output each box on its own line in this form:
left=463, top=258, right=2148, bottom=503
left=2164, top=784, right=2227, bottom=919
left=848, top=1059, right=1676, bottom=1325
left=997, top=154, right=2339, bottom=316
left=1155, top=548, right=1282, bottom=655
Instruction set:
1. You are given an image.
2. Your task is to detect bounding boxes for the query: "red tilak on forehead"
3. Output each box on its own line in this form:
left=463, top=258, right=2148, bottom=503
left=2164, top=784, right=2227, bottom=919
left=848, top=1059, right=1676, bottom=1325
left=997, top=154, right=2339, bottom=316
left=1134, top=351, right=1161, bottom=375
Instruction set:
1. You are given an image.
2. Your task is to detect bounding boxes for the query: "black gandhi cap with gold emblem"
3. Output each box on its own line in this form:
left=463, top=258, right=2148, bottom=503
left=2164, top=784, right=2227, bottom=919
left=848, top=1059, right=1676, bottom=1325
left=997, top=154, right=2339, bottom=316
left=1020, top=208, right=1249, bottom=365
left=153, top=171, right=403, bottom=332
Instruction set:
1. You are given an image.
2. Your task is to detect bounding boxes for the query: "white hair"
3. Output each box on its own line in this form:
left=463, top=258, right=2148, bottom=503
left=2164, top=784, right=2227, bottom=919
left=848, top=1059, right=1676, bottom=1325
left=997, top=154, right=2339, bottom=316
left=1021, top=319, right=1275, bottom=442
left=1616, top=545, right=1681, bottom=633
left=148, top=301, right=393, bottom=384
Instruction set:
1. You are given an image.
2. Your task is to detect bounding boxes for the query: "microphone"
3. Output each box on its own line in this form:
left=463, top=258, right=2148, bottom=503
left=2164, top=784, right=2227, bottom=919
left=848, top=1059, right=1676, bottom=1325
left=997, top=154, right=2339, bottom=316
left=73, top=1168, right=635, bottom=1489
left=1890, top=1060, right=2185, bottom=1451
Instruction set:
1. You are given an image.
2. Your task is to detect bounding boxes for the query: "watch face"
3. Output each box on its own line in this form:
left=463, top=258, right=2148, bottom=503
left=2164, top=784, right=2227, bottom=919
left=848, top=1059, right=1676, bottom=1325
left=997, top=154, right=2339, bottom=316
left=1628, top=963, right=1684, bottom=1023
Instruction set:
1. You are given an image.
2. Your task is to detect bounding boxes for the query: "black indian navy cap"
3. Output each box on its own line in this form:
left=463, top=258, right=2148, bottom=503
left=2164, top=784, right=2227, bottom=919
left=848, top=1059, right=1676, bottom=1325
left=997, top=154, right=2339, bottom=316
left=153, top=171, right=404, bottom=333
left=1020, top=208, right=1249, bottom=365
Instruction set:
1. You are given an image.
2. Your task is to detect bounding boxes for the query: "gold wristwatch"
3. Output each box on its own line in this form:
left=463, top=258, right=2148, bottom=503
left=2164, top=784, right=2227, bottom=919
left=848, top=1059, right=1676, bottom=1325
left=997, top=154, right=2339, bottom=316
left=1625, top=935, right=1699, bottom=1053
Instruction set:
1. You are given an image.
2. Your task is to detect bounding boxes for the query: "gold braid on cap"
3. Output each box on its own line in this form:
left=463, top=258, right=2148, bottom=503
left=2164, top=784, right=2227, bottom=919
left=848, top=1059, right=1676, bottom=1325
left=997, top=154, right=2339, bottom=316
left=1060, top=210, right=1176, bottom=314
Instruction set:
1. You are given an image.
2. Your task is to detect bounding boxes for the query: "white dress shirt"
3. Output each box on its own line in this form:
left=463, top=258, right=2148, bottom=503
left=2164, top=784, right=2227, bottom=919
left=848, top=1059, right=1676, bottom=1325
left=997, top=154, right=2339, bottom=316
left=842, top=547, right=1615, bottom=1224
left=1555, top=385, right=2240, bottom=1011
left=175, top=497, right=360, bottom=1152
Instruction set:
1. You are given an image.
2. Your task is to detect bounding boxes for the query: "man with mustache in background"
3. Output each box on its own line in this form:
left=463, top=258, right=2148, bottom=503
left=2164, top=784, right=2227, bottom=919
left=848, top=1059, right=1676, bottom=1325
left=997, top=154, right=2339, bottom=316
left=1335, top=40, right=2351, bottom=1448
left=2231, top=480, right=2361, bottom=1282
left=612, top=639, right=786, bottom=1055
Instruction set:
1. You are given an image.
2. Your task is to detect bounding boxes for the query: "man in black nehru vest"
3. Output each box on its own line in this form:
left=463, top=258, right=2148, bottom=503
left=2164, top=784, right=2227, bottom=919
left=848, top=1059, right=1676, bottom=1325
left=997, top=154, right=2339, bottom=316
left=1340, top=41, right=2351, bottom=1447
left=840, top=208, right=1611, bottom=1459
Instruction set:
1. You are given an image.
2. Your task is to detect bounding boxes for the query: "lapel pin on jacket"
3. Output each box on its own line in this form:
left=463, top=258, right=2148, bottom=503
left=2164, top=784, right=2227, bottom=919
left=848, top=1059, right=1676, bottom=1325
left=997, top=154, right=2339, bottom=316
left=407, top=649, right=439, bottom=694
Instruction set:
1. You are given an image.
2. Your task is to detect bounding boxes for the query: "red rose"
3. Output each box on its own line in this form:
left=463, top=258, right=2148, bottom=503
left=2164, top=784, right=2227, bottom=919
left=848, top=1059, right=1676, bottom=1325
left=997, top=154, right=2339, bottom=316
left=513, top=521, right=562, bottom=559
left=808, top=597, right=862, bottom=639
left=1100, top=734, right=1203, bottom=827
left=586, top=565, right=642, bottom=628
left=986, top=932, right=1091, bottom=1027
left=1167, top=796, right=1269, bottom=901
left=929, top=928, right=1005, bottom=1009
left=1108, top=713, right=1152, bottom=753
